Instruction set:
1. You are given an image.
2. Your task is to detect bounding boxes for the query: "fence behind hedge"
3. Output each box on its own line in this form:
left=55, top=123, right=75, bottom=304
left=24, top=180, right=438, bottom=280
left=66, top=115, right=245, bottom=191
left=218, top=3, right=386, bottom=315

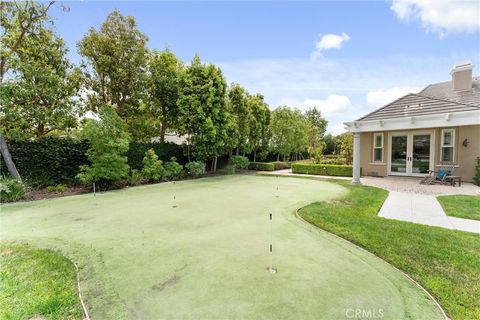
left=1, top=137, right=185, bottom=187
left=291, top=163, right=353, bottom=177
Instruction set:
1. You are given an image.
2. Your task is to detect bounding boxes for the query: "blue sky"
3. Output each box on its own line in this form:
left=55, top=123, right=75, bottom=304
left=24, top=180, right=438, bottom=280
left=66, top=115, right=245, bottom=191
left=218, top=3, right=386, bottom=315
left=50, top=1, right=480, bottom=134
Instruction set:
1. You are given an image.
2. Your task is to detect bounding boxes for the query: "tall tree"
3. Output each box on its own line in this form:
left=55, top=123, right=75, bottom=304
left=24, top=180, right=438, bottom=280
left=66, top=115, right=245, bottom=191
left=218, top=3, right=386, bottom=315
left=227, top=83, right=249, bottom=155
left=177, top=55, right=232, bottom=170
left=269, top=106, right=297, bottom=161
left=337, top=132, right=353, bottom=164
left=304, top=107, right=328, bottom=158
left=248, top=94, right=270, bottom=162
left=0, top=0, right=56, bottom=180
left=0, top=28, right=81, bottom=138
left=78, top=9, right=150, bottom=140
left=148, top=49, right=183, bottom=142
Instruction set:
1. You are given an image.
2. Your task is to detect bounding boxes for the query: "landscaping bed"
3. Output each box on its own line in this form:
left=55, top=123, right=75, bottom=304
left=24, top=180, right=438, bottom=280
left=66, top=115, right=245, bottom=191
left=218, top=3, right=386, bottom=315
left=298, top=181, right=480, bottom=320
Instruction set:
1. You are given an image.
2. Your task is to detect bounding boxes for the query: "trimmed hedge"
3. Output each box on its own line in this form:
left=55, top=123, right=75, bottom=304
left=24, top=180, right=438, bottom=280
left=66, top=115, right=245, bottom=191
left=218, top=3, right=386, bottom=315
left=1, top=137, right=186, bottom=187
left=127, top=142, right=185, bottom=170
left=249, top=162, right=275, bottom=171
left=1, top=137, right=90, bottom=187
left=272, top=161, right=291, bottom=170
left=292, top=163, right=353, bottom=177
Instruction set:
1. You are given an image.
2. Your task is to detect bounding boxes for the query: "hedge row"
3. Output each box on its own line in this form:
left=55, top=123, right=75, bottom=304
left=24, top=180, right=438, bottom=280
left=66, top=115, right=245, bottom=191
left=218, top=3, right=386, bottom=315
left=1, top=137, right=184, bottom=187
left=1, top=137, right=90, bottom=187
left=249, top=162, right=275, bottom=171
left=291, top=163, right=353, bottom=177
left=272, top=161, right=291, bottom=170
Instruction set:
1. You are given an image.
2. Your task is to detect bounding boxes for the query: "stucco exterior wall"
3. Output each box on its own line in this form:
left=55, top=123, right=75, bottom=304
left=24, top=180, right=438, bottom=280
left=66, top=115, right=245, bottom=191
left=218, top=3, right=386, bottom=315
left=360, top=125, right=479, bottom=182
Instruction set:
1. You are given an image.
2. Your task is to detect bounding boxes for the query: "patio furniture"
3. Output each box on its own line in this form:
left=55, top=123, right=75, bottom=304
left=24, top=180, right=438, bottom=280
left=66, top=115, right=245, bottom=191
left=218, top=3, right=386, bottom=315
left=420, top=162, right=456, bottom=185
left=445, top=175, right=461, bottom=187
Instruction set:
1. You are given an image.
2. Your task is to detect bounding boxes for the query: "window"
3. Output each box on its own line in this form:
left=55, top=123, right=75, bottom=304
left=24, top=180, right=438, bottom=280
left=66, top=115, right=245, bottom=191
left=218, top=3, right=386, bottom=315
left=441, top=129, right=455, bottom=162
left=373, top=133, right=383, bottom=162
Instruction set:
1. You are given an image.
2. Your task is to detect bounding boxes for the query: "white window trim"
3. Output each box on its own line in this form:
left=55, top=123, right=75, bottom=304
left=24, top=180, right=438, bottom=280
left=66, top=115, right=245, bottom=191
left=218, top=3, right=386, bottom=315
left=372, top=133, right=384, bottom=163
left=440, top=129, right=455, bottom=162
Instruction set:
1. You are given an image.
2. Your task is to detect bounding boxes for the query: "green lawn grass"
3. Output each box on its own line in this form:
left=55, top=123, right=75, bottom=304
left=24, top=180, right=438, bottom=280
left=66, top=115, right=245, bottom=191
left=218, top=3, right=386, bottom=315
left=437, top=195, right=480, bottom=221
left=298, top=181, right=480, bottom=320
left=0, top=244, right=83, bottom=320
left=0, top=175, right=442, bottom=319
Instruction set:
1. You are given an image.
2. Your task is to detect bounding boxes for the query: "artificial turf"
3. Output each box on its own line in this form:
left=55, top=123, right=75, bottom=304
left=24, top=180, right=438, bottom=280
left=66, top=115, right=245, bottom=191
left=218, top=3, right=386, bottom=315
left=1, top=175, right=442, bottom=319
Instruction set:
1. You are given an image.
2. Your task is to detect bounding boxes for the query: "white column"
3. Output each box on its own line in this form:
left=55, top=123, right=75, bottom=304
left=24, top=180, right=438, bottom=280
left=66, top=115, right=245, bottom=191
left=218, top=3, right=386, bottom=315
left=352, top=132, right=361, bottom=184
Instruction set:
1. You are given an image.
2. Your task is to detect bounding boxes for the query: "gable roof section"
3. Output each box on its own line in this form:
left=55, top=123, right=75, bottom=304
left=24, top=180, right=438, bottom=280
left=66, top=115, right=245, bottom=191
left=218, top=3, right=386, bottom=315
left=357, top=93, right=480, bottom=121
left=419, top=77, right=480, bottom=106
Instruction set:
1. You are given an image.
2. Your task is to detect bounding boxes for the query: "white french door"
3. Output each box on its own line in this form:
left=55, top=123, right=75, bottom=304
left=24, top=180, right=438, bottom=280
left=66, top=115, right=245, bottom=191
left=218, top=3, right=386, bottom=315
left=388, top=130, right=434, bottom=177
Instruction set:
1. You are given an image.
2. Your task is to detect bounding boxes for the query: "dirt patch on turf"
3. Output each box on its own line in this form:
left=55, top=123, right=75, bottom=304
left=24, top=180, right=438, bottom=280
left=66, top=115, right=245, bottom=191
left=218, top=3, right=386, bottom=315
left=151, top=275, right=180, bottom=292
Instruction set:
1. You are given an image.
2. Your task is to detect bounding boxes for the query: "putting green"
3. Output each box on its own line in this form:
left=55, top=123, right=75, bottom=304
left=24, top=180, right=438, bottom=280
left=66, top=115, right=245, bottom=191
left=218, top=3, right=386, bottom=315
left=1, top=175, right=442, bottom=319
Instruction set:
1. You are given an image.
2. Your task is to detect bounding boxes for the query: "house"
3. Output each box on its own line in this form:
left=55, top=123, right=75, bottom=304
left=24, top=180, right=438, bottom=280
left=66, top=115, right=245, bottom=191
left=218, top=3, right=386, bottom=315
left=345, top=61, right=480, bottom=183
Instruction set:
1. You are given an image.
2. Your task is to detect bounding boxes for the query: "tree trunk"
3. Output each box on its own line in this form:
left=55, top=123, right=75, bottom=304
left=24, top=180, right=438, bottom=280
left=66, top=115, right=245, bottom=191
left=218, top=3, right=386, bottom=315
left=0, top=134, right=21, bottom=180
left=276, top=153, right=280, bottom=161
left=236, top=148, right=239, bottom=156
left=187, top=135, right=191, bottom=162
left=242, top=151, right=245, bottom=157
left=253, top=149, right=257, bottom=162
left=210, top=159, right=214, bottom=172
left=160, top=120, right=167, bottom=143
left=229, top=150, right=232, bottom=157
left=214, top=157, right=218, bottom=172
left=36, top=123, right=45, bottom=137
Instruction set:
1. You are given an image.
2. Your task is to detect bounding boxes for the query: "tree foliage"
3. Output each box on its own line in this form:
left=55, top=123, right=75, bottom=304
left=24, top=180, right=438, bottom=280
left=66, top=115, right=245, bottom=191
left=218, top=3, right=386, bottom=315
left=177, top=55, right=234, bottom=168
left=337, top=133, right=353, bottom=165
left=0, top=28, right=81, bottom=138
left=78, top=9, right=150, bottom=140
left=148, top=49, right=183, bottom=142
left=77, top=107, right=130, bottom=185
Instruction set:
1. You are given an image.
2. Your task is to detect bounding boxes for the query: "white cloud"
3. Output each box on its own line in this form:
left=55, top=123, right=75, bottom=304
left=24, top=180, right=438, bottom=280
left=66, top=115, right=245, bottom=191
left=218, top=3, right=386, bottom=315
left=311, top=32, right=350, bottom=59
left=304, top=94, right=353, bottom=116
left=327, top=122, right=348, bottom=135
left=391, top=0, right=480, bottom=36
left=366, top=86, right=422, bottom=108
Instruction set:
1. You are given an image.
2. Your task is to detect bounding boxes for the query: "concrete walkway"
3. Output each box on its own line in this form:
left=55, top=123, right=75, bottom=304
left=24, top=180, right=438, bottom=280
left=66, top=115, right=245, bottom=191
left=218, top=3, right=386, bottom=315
left=378, top=191, right=480, bottom=234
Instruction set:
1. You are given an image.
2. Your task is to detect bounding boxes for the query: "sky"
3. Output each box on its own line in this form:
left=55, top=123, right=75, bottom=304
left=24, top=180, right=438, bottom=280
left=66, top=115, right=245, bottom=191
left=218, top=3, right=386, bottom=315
left=50, top=0, right=480, bottom=135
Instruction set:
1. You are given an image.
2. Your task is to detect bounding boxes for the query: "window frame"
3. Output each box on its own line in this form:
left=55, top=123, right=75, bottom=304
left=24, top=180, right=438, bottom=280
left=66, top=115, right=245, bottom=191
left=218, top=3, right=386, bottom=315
left=372, top=132, right=384, bottom=163
left=440, top=129, right=455, bottom=162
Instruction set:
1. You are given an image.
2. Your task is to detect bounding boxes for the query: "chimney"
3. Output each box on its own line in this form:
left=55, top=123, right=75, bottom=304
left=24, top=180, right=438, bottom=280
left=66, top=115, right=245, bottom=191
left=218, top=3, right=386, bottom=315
left=450, top=60, right=473, bottom=92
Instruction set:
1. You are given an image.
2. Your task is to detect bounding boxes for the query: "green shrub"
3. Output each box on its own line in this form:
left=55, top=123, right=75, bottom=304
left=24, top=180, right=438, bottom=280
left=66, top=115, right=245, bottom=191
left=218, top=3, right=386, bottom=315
left=292, top=163, right=353, bottom=177
left=46, top=184, right=65, bottom=193
left=272, top=161, right=291, bottom=170
left=164, top=157, right=183, bottom=180
left=127, top=142, right=185, bottom=170
left=0, top=137, right=90, bottom=187
left=0, top=178, right=25, bottom=202
left=474, top=156, right=480, bottom=186
left=229, top=156, right=249, bottom=171
left=185, top=161, right=206, bottom=177
left=141, top=149, right=165, bottom=181
left=128, top=169, right=145, bottom=186
left=224, top=163, right=236, bottom=174
left=249, top=162, right=275, bottom=171
left=316, top=157, right=347, bottom=165
left=77, top=108, right=130, bottom=187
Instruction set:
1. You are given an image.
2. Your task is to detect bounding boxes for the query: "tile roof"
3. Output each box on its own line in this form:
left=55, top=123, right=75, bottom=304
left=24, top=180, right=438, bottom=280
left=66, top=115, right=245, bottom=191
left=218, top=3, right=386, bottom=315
left=357, top=78, right=480, bottom=121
